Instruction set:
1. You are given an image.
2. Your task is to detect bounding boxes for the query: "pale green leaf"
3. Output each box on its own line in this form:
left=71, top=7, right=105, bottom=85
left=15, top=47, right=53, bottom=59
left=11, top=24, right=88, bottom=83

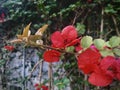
left=93, top=39, right=106, bottom=50
left=100, top=49, right=114, bottom=57
left=81, top=36, right=93, bottom=48
left=113, top=48, right=120, bottom=56
left=109, top=36, right=120, bottom=47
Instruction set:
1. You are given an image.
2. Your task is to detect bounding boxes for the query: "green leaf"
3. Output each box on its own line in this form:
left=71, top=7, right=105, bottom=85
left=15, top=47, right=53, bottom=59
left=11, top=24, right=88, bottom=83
left=76, top=23, right=86, bottom=35
left=63, top=78, right=70, bottom=85
left=109, top=36, right=120, bottom=47
left=66, top=46, right=75, bottom=52
left=81, top=36, right=93, bottom=48
left=0, top=59, right=6, bottom=67
left=113, top=48, right=120, bottom=56
left=106, top=41, right=111, bottom=47
left=100, top=49, right=114, bottom=57
left=93, top=39, right=106, bottom=50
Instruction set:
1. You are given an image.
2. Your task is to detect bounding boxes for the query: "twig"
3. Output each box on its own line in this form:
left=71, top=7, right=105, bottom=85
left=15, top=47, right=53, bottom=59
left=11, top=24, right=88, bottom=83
left=38, top=59, right=43, bottom=83
left=100, top=6, right=104, bottom=38
left=72, top=13, right=78, bottom=25
left=97, top=86, right=101, bottom=90
left=84, top=75, right=89, bottom=90
left=104, top=25, right=113, bottom=40
left=28, top=60, right=43, bottom=79
left=112, top=15, right=120, bottom=36
left=81, top=9, right=91, bottom=24
left=48, top=63, right=53, bottom=90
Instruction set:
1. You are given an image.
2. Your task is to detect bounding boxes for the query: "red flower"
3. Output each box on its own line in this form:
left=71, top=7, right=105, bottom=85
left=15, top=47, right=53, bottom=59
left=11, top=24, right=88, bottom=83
left=88, top=56, right=117, bottom=86
left=88, top=67, right=113, bottom=87
left=61, top=25, right=77, bottom=44
left=34, top=84, right=40, bottom=90
left=34, top=84, right=48, bottom=90
left=4, top=45, right=14, bottom=51
left=36, top=88, right=40, bottom=90
left=41, top=85, right=48, bottom=90
left=34, top=83, right=39, bottom=87
left=51, top=25, right=78, bottom=48
left=78, top=48, right=101, bottom=74
left=43, top=50, right=61, bottom=62
left=51, top=31, right=65, bottom=48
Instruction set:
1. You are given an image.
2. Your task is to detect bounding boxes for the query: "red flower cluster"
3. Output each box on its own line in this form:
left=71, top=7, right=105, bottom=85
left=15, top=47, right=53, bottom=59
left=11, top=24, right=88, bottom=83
left=34, top=84, right=48, bottom=90
left=43, top=25, right=79, bottom=62
left=78, top=48, right=120, bottom=86
left=4, top=45, right=14, bottom=51
left=43, top=25, right=120, bottom=87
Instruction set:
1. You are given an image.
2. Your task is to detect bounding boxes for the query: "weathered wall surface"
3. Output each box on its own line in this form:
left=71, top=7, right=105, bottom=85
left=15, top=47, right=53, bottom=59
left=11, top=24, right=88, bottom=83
left=0, top=47, right=70, bottom=90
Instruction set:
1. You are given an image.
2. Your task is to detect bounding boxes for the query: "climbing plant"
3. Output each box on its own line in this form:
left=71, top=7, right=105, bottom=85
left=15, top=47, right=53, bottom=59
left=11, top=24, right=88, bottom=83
left=1, top=0, right=120, bottom=90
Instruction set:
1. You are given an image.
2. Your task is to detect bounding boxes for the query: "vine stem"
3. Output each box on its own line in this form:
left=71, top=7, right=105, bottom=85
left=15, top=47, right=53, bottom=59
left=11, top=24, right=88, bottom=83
left=112, top=15, right=120, bottom=36
left=84, top=75, right=89, bottom=90
left=100, top=6, right=104, bottom=38
left=28, top=60, right=43, bottom=79
left=97, top=86, right=101, bottom=90
left=48, top=63, right=54, bottom=90
left=38, top=59, right=43, bottom=84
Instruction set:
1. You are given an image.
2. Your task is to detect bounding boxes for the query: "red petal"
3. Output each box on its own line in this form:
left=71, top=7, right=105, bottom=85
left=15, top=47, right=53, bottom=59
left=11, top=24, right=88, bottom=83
left=51, top=31, right=65, bottom=48
left=112, top=59, right=120, bottom=80
left=4, top=46, right=14, bottom=51
left=34, top=84, right=39, bottom=87
left=41, top=85, right=48, bottom=90
left=78, top=63, right=97, bottom=74
left=61, top=25, right=77, bottom=44
left=78, top=48, right=101, bottom=74
left=43, top=50, right=61, bottom=62
left=78, top=48, right=101, bottom=64
left=88, top=70, right=113, bottom=86
left=36, top=88, right=40, bottom=90
left=100, top=56, right=116, bottom=71
left=75, top=45, right=83, bottom=52
left=66, top=38, right=80, bottom=47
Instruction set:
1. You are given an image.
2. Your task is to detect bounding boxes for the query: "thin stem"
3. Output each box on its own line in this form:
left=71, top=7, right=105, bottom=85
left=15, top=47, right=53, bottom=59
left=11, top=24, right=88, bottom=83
left=28, top=60, right=43, bottom=79
left=84, top=75, right=88, bottom=90
left=100, top=6, right=104, bottom=38
left=112, top=15, right=120, bottom=36
left=97, top=86, right=101, bottom=90
left=48, top=63, right=53, bottom=90
left=38, top=59, right=43, bottom=84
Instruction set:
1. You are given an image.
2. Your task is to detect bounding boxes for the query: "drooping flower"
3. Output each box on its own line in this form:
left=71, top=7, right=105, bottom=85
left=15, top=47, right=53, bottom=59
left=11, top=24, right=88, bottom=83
left=88, top=67, right=113, bottom=87
left=51, top=25, right=78, bottom=48
left=4, top=45, right=14, bottom=51
left=41, top=85, right=48, bottom=90
left=78, top=48, right=101, bottom=74
left=34, top=84, right=48, bottom=90
left=88, top=56, right=117, bottom=86
left=43, top=50, right=61, bottom=62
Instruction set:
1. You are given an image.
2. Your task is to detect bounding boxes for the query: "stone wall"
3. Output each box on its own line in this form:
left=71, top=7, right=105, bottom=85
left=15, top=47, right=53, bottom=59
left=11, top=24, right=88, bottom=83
left=0, top=47, right=71, bottom=90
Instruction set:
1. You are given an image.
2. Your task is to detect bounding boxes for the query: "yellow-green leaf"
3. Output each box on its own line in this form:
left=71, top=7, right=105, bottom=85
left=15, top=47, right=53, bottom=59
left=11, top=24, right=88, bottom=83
left=113, top=48, right=120, bottom=56
left=93, top=39, right=106, bottom=50
left=100, top=49, right=114, bottom=57
left=109, top=36, right=120, bottom=47
left=81, top=36, right=93, bottom=48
